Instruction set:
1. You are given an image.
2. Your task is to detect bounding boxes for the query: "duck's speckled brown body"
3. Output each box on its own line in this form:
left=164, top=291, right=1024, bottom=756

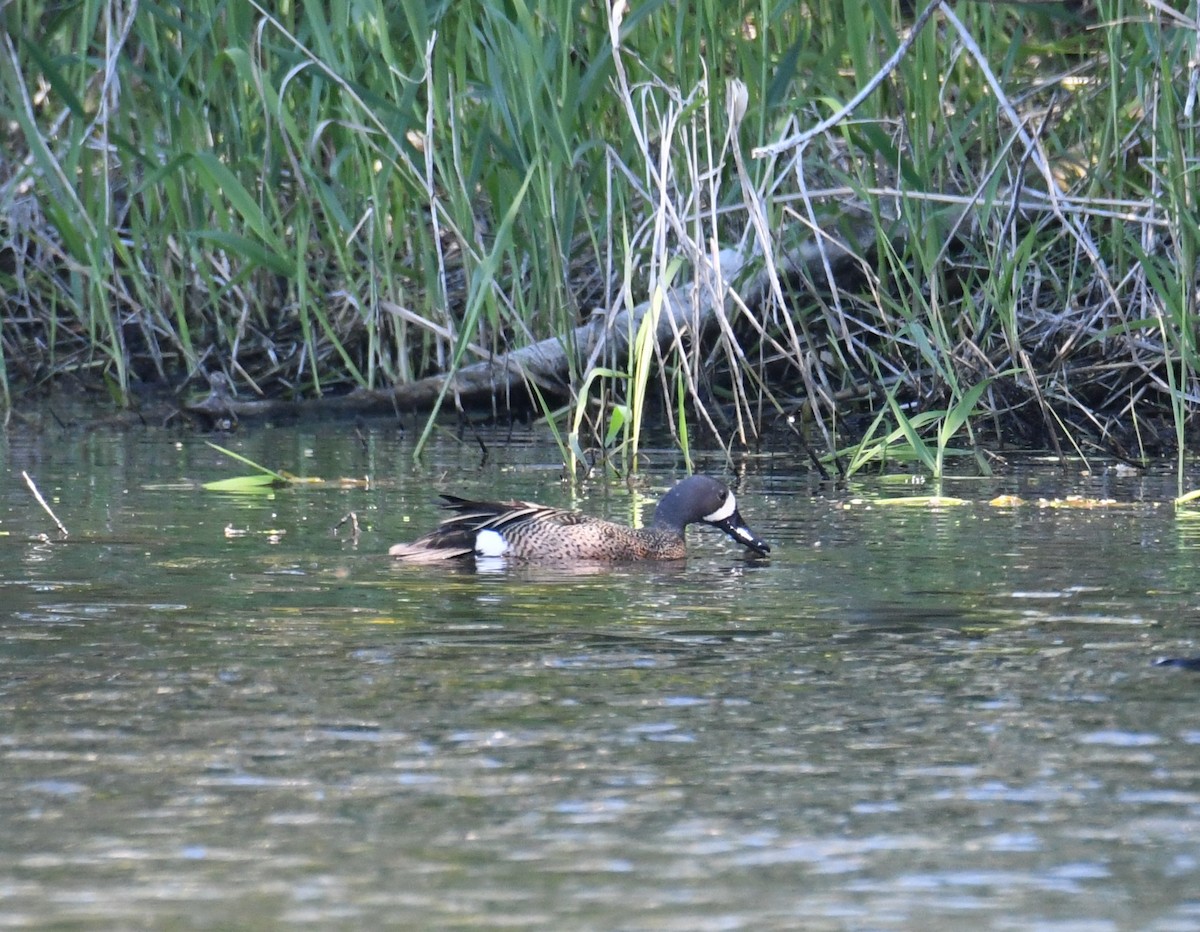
left=388, top=476, right=770, bottom=564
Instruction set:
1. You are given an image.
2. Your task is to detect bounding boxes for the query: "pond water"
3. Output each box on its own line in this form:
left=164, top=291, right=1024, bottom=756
left=2, top=422, right=1199, bottom=930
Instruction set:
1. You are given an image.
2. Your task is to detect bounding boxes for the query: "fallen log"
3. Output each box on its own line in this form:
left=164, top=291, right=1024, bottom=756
left=182, top=229, right=876, bottom=428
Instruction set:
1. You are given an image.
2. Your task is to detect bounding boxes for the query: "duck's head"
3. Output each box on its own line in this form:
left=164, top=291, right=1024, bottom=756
left=655, top=476, right=771, bottom=556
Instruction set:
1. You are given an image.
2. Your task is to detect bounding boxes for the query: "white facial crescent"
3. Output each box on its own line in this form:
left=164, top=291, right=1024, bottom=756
left=703, top=491, right=737, bottom=523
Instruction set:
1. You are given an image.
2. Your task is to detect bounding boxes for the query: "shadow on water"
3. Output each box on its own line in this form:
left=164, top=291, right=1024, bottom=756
left=2, top=424, right=1200, bottom=928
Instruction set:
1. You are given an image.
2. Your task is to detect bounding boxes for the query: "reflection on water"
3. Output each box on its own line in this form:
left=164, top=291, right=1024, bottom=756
left=2, top=426, right=1200, bottom=928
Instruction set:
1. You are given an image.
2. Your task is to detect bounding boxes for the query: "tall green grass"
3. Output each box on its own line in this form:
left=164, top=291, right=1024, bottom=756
left=1, top=0, right=1198, bottom=479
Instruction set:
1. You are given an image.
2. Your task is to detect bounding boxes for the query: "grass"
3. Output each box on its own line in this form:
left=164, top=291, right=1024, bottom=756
left=2, top=0, right=1199, bottom=484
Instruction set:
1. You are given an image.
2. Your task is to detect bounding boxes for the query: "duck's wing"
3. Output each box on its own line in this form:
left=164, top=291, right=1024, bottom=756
left=389, top=496, right=587, bottom=561
left=440, top=496, right=590, bottom=529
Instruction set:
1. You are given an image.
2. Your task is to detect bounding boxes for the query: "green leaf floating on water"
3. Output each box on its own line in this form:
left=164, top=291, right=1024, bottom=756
left=202, top=442, right=292, bottom=492
left=203, top=474, right=289, bottom=492
left=872, top=495, right=971, bottom=507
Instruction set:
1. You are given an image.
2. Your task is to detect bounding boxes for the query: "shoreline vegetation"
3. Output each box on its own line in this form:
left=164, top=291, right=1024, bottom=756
left=2, top=0, right=1198, bottom=479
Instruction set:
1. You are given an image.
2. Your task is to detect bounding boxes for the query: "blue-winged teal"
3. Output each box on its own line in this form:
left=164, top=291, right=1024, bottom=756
left=388, top=475, right=770, bottom=563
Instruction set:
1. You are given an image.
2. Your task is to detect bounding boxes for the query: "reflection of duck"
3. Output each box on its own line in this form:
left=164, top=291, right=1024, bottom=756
left=389, top=476, right=770, bottom=563
left=1154, top=657, right=1200, bottom=671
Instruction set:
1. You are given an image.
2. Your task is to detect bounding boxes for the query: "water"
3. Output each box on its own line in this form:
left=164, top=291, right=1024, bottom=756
left=2, top=425, right=1199, bottom=929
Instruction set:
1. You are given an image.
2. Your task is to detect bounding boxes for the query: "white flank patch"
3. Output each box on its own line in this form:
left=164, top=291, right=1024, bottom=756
left=474, top=529, right=509, bottom=557
left=704, top=490, right=737, bottom=523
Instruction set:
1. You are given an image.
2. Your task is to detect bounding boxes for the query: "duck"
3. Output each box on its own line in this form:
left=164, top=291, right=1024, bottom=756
left=388, top=475, right=771, bottom=563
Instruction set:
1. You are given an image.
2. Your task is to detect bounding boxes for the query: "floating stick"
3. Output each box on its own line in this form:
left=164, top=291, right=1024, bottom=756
left=22, top=471, right=68, bottom=537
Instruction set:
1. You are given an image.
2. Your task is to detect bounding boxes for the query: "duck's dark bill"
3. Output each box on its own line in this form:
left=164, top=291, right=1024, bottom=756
left=713, top=514, right=771, bottom=555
